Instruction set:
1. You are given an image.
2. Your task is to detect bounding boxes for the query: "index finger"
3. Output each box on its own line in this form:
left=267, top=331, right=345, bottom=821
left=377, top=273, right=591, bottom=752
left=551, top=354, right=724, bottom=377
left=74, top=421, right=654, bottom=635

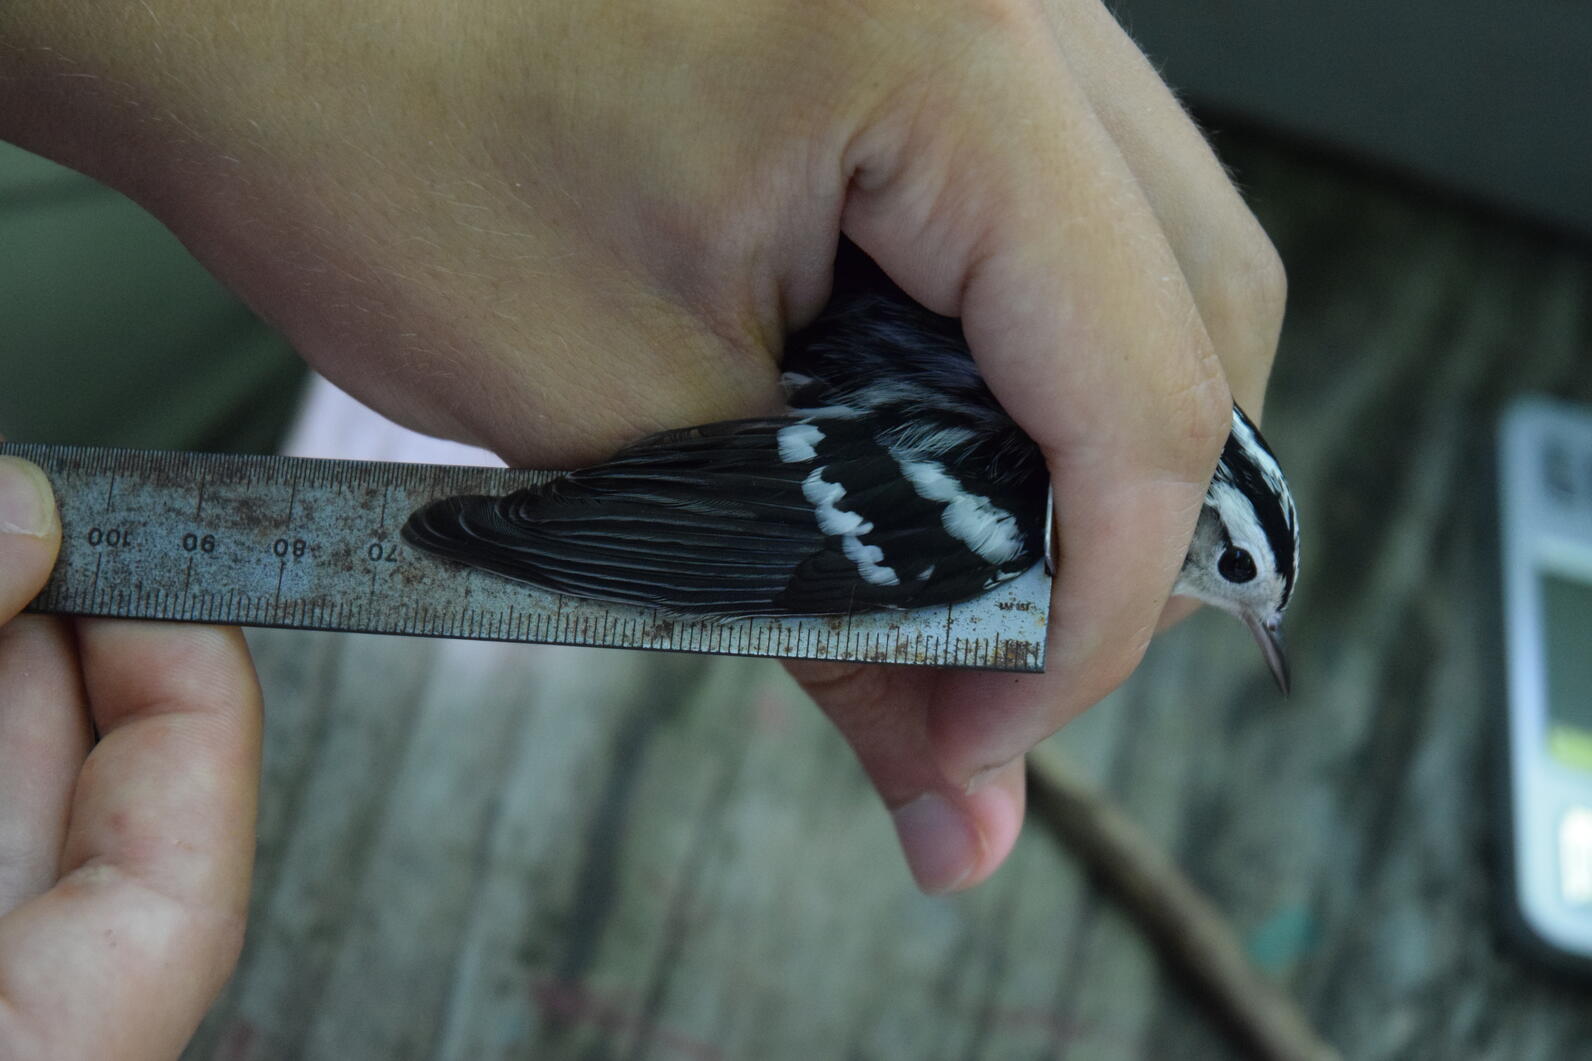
left=840, top=15, right=1230, bottom=780
left=0, top=620, right=261, bottom=1059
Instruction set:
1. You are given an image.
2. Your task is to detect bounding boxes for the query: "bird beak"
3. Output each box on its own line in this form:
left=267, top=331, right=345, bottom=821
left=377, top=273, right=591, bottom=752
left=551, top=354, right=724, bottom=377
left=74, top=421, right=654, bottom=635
left=1244, top=612, right=1291, bottom=696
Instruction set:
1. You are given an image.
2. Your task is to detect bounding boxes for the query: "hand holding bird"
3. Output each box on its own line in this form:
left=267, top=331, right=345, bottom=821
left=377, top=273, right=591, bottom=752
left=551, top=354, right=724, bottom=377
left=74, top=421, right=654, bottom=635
left=6, top=0, right=1288, bottom=893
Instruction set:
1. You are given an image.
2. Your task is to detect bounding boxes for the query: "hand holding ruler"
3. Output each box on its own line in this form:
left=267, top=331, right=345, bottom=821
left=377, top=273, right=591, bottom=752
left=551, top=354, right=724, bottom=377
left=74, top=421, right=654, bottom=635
left=2, top=442, right=1049, bottom=672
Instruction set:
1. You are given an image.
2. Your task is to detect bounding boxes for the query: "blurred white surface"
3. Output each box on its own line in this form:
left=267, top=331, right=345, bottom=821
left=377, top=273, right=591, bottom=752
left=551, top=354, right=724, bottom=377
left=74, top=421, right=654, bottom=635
left=282, top=375, right=504, bottom=468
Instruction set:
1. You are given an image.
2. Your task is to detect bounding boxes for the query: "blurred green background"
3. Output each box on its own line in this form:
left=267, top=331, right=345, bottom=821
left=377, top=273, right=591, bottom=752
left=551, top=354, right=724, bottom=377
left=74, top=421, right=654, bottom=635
left=0, top=143, right=304, bottom=452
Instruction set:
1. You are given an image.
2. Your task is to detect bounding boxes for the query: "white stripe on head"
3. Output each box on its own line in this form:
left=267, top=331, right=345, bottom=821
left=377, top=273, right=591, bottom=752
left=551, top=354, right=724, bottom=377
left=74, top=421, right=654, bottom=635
left=1209, top=480, right=1265, bottom=555
left=1228, top=407, right=1300, bottom=566
left=1228, top=409, right=1286, bottom=496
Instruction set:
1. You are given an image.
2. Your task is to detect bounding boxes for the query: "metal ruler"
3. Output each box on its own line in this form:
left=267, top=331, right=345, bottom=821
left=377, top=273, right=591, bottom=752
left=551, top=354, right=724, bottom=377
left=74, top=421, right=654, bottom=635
left=3, top=442, right=1049, bottom=671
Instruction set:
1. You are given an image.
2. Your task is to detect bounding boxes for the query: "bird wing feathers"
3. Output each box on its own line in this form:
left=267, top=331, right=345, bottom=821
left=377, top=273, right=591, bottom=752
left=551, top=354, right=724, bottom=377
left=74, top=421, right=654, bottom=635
left=401, top=415, right=1036, bottom=616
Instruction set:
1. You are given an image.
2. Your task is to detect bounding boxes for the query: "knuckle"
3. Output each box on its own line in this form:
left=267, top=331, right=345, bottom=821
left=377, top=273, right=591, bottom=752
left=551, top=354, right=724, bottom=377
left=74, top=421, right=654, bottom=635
left=1210, top=223, right=1288, bottom=340
left=1197, top=224, right=1286, bottom=417
left=1238, top=233, right=1288, bottom=326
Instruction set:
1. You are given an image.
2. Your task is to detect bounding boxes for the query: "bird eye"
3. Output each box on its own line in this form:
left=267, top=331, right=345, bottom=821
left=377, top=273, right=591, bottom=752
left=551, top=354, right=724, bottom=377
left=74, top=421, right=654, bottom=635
left=1218, top=547, right=1257, bottom=584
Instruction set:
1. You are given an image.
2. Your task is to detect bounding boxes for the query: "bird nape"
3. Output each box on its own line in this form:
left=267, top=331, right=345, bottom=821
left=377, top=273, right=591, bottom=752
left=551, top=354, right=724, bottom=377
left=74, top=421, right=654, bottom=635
left=402, top=242, right=1299, bottom=692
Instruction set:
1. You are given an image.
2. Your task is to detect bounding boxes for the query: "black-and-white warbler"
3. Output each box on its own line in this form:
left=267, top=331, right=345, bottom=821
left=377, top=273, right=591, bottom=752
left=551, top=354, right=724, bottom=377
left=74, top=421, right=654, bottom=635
left=403, top=243, right=1300, bottom=691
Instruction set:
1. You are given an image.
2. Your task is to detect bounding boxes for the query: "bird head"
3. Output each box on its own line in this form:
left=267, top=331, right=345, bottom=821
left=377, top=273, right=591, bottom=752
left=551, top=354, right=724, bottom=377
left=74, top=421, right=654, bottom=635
left=1172, top=405, right=1300, bottom=694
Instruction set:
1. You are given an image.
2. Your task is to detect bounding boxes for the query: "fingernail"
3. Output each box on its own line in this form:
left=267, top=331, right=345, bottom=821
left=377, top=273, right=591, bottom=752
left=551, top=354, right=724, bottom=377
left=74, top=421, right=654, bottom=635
left=964, top=757, right=1017, bottom=795
left=0, top=457, right=56, bottom=538
left=891, top=792, right=979, bottom=895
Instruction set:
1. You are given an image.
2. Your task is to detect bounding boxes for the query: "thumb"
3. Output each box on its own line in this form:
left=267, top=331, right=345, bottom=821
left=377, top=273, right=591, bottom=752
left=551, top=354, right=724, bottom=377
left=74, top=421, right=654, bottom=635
left=0, top=455, right=62, bottom=617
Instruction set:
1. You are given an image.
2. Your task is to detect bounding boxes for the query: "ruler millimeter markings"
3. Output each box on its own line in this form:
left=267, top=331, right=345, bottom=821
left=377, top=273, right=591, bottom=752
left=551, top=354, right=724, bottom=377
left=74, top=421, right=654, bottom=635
left=2, top=442, right=1049, bottom=671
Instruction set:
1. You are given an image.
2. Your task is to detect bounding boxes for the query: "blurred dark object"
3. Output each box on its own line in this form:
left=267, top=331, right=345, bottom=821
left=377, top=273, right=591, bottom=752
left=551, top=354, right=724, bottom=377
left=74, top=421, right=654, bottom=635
left=0, top=143, right=306, bottom=452
left=1112, top=0, right=1592, bottom=237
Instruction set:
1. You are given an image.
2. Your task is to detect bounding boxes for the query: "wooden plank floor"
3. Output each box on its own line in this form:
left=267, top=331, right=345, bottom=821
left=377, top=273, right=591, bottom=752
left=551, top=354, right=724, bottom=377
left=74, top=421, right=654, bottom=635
left=185, top=136, right=1592, bottom=1060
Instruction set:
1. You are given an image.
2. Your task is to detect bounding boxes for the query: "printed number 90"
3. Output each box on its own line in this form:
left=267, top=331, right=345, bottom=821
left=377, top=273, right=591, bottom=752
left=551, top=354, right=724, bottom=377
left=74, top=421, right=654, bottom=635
left=182, top=533, right=217, bottom=553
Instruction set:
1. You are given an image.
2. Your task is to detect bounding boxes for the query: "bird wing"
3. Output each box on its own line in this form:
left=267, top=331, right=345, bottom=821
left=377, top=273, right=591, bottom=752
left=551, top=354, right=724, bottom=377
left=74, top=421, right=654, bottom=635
left=401, top=415, right=1033, bottom=616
